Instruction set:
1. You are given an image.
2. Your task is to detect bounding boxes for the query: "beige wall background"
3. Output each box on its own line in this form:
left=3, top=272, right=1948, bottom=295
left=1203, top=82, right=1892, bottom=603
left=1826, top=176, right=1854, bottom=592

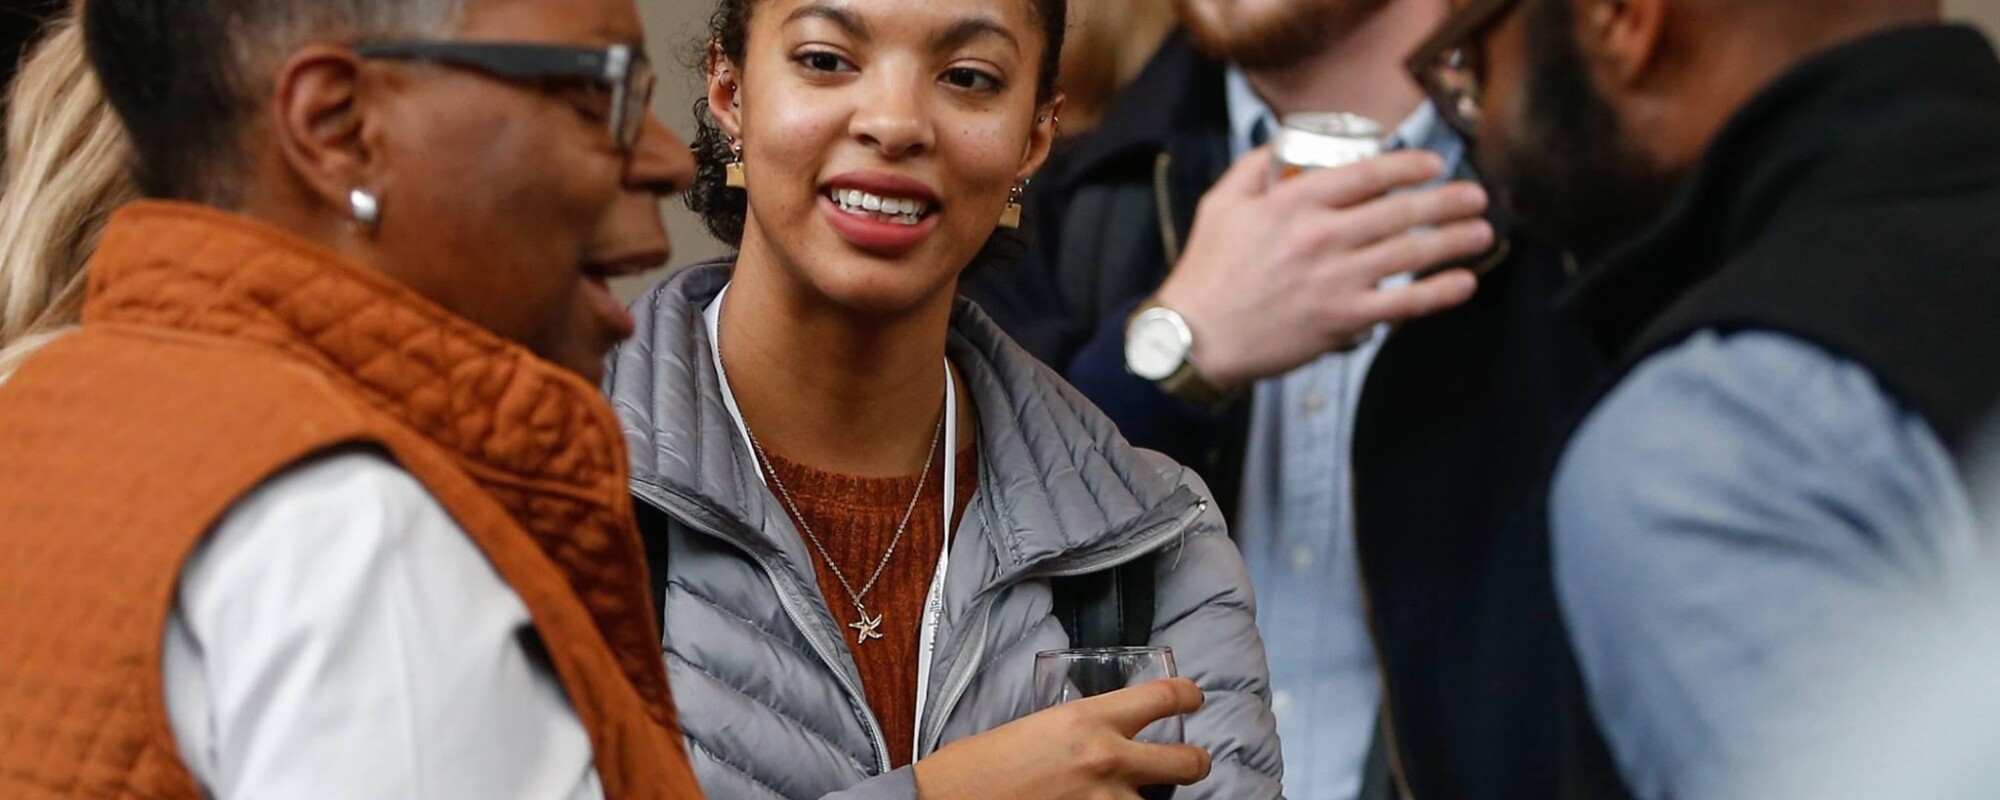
left=616, top=0, right=2000, bottom=300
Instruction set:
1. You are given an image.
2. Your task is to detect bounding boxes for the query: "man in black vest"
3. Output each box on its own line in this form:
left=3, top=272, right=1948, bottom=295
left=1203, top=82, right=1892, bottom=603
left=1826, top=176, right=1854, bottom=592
left=1415, top=0, right=2000, bottom=796
left=963, top=1, right=1601, bottom=798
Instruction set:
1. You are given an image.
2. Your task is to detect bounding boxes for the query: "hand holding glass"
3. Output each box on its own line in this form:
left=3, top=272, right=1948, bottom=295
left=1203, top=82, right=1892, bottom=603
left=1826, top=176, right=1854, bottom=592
left=1035, top=647, right=1186, bottom=800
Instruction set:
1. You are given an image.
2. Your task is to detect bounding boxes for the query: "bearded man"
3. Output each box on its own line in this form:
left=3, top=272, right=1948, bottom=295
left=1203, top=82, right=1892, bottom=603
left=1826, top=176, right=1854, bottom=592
left=960, top=0, right=1600, bottom=798
left=1418, top=0, right=2000, bottom=796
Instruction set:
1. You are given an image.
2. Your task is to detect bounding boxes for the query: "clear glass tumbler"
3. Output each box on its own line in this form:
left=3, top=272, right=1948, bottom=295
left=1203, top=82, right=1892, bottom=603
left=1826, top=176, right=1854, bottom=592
left=1033, top=646, right=1184, bottom=800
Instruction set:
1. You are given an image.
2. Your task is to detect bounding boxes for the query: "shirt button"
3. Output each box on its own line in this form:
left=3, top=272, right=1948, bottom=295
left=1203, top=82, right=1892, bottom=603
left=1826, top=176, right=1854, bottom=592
left=1290, top=546, right=1316, bottom=572
left=1303, top=393, right=1326, bottom=414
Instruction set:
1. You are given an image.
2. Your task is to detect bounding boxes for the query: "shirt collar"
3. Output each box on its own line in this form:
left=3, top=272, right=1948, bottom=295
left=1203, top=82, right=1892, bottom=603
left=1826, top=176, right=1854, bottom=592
left=1223, top=66, right=1277, bottom=158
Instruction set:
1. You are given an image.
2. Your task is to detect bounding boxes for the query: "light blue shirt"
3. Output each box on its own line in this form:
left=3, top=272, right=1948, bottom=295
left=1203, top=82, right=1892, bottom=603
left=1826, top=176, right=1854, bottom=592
left=1553, top=330, right=1990, bottom=800
left=1226, top=67, right=1468, bottom=800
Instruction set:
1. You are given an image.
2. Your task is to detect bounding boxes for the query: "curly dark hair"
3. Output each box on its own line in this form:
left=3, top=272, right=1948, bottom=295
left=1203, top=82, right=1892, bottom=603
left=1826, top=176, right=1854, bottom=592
left=685, top=0, right=1067, bottom=256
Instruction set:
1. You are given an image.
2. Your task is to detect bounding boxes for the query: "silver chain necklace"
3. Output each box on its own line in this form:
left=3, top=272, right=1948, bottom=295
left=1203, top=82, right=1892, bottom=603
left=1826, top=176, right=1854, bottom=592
left=718, top=339, right=946, bottom=645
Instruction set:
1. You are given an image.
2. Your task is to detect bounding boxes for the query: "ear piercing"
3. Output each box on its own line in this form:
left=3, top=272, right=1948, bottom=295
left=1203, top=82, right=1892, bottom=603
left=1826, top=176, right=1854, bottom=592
left=349, top=188, right=381, bottom=231
left=725, top=139, right=747, bottom=188
left=998, top=181, right=1025, bottom=229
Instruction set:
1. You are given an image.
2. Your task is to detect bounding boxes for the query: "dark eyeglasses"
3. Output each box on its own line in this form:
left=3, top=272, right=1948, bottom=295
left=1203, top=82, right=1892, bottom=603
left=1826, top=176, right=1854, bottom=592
left=354, top=42, right=656, bottom=154
left=1406, top=0, right=1525, bottom=142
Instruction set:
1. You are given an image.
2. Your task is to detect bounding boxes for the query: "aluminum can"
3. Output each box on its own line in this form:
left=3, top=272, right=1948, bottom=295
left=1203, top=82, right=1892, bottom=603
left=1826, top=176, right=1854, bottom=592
left=1270, top=112, right=1386, bottom=184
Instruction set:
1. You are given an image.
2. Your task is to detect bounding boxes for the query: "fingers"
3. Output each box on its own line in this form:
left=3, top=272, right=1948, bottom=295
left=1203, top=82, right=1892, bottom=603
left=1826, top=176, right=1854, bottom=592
left=1338, top=217, right=1495, bottom=286
left=1269, top=150, right=1448, bottom=210
left=1077, top=678, right=1205, bottom=739
left=1206, top=146, right=1277, bottom=200
left=1325, top=181, right=1488, bottom=250
left=1114, top=739, right=1214, bottom=788
left=1354, top=269, right=1480, bottom=325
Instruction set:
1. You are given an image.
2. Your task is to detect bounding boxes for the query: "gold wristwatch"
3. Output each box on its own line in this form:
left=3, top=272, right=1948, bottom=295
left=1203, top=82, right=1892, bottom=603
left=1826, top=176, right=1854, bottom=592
left=1124, top=302, right=1235, bottom=411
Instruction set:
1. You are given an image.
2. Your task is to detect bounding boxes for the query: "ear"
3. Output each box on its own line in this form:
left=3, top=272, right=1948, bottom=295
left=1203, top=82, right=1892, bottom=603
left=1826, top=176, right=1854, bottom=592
left=706, top=49, right=745, bottom=141
left=1578, top=0, right=1666, bottom=88
left=1016, top=93, right=1065, bottom=182
left=268, top=44, right=376, bottom=217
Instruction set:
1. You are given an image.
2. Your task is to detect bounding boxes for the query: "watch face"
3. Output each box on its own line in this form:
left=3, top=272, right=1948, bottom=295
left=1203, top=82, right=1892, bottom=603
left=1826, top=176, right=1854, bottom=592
left=1126, top=310, right=1190, bottom=381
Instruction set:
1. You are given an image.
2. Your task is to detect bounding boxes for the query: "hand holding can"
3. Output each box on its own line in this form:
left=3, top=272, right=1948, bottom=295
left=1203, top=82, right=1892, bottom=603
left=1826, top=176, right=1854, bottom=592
left=1148, top=120, right=1491, bottom=389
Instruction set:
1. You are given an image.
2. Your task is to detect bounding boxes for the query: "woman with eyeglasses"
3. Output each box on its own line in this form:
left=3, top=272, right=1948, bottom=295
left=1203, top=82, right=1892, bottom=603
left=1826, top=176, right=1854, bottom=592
left=602, top=0, right=1283, bottom=797
left=0, top=0, right=707, bottom=797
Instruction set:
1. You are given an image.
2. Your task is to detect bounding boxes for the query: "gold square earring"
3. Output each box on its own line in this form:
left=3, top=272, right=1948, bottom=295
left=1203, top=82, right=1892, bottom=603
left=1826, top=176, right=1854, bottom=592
left=998, top=181, right=1024, bottom=229
left=725, top=139, right=747, bottom=188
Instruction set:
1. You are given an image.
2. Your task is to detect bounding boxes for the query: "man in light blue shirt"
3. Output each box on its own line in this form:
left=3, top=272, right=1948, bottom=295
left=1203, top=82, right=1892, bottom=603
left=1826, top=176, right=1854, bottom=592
left=1419, top=0, right=2000, bottom=796
left=1226, top=67, right=1470, bottom=800
left=962, top=0, right=1598, bottom=796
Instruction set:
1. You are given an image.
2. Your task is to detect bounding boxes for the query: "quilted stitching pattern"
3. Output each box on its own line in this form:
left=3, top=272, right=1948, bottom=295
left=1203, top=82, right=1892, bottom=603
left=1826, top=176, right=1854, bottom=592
left=82, top=204, right=673, bottom=721
left=0, top=203, right=709, bottom=799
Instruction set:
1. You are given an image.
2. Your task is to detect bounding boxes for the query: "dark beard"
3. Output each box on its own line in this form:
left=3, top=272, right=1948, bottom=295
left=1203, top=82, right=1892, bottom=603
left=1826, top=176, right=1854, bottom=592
left=1491, top=0, right=1678, bottom=264
left=1176, top=0, right=1391, bottom=71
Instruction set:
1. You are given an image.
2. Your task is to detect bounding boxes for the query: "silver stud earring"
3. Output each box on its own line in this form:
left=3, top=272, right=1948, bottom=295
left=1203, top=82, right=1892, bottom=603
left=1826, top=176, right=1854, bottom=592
left=349, top=188, right=381, bottom=231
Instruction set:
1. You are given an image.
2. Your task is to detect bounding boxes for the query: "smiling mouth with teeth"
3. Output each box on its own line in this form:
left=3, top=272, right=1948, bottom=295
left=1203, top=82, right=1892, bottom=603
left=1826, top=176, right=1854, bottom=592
left=828, top=188, right=935, bottom=226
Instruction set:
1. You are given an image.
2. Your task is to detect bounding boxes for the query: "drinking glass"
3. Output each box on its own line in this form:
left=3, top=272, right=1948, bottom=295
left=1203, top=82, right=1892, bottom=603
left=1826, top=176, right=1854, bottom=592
left=1033, top=646, right=1183, bottom=800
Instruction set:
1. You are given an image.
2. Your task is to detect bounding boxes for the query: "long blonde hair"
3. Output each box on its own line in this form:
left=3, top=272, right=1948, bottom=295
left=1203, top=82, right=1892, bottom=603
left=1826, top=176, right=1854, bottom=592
left=0, top=11, right=136, bottom=385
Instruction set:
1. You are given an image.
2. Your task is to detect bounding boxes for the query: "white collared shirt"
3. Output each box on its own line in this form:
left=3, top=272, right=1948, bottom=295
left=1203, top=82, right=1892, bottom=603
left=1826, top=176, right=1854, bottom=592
left=1225, top=66, right=1468, bottom=800
left=163, top=450, right=605, bottom=800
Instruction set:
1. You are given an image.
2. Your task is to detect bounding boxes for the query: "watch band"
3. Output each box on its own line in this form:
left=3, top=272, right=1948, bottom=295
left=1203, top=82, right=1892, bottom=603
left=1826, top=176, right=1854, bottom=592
left=1158, top=359, right=1236, bottom=411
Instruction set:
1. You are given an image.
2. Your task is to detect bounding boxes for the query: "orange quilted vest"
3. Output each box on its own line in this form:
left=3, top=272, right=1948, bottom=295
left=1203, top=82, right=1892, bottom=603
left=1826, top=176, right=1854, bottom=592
left=0, top=202, right=704, bottom=799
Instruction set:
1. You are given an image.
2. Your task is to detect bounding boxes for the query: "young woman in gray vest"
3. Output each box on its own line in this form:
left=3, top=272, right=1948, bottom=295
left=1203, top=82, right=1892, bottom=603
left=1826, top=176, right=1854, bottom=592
left=602, top=0, right=1282, bottom=796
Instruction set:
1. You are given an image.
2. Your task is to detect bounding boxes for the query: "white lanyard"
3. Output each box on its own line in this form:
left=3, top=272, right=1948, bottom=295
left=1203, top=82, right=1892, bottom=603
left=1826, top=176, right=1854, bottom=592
left=705, top=284, right=956, bottom=765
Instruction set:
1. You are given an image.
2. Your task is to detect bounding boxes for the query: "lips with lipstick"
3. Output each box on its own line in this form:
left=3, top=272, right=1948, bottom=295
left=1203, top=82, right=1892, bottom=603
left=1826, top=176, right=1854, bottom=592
left=818, top=172, right=945, bottom=258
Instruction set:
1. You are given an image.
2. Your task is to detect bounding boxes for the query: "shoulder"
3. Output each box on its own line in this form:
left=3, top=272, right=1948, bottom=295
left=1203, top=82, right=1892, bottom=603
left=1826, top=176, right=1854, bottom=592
left=1554, top=329, right=1968, bottom=571
left=1561, top=329, right=1944, bottom=484
left=215, top=447, right=448, bottom=537
left=183, top=448, right=466, bottom=608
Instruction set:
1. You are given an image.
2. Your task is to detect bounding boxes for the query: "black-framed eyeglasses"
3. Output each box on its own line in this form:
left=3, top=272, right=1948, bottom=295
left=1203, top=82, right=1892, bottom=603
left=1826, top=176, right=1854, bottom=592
left=1406, top=0, right=1526, bottom=142
left=354, top=42, right=656, bottom=154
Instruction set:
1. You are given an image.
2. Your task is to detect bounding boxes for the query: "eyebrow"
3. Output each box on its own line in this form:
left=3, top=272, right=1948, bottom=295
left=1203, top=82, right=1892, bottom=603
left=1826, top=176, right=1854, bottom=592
left=932, top=17, right=1019, bottom=55
left=784, top=4, right=872, bottom=42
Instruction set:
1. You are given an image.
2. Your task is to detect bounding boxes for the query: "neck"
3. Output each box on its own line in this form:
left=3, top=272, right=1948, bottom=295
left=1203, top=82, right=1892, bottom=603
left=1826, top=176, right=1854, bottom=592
left=1244, top=0, right=1444, bottom=127
left=718, top=239, right=969, bottom=478
left=1651, top=5, right=1942, bottom=169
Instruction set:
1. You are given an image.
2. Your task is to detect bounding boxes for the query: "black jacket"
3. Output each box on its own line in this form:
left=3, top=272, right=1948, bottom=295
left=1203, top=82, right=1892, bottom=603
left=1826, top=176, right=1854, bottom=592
left=1558, top=25, right=2000, bottom=798
left=963, top=31, right=1603, bottom=800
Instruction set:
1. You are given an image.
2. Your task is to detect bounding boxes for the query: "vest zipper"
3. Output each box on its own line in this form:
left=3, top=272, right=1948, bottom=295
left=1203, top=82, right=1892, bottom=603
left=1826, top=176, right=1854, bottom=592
left=918, top=496, right=1209, bottom=755
left=1154, top=152, right=1183, bottom=266
left=633, top=486, right=896, bottom=777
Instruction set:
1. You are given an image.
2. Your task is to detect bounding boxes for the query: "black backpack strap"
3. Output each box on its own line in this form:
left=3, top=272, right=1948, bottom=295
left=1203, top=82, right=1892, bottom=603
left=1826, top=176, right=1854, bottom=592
left=633, top=495, right=675, bottom=637
left=1052, top=556, right=1157, bottom=648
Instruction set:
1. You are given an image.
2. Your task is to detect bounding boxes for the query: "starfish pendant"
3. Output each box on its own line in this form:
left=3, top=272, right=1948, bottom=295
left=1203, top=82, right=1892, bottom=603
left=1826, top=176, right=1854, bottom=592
left=850, top=613, right=885, bottom=644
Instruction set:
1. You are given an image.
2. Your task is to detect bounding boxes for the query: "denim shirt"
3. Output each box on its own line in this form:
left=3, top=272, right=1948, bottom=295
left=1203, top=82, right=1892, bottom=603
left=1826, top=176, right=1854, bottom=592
left=1225, top=67, right=1469, bottom=800
left=1553, top=330, right=1987, bottom=800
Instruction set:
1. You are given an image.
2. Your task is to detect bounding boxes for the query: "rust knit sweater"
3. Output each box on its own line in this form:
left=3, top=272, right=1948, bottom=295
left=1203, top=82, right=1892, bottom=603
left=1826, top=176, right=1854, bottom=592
left=0, top=202, right=703, bottom=799
left=762, top=445, right=979, bottom=768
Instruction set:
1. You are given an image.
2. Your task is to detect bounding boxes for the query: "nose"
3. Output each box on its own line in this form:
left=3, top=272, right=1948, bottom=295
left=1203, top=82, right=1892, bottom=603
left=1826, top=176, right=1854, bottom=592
left=626, top=115, right=697, bottom=197
left=848, top=68, right=934, bottom=159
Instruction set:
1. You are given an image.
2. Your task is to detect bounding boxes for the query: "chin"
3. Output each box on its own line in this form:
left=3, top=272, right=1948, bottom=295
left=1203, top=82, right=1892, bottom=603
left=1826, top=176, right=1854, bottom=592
left=787, top=250, right=960, bottom=320
left=813, top=261, right=959, bottom=318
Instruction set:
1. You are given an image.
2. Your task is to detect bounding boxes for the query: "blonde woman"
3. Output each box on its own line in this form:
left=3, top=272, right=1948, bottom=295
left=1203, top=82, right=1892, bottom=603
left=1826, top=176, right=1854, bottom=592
left=0, top=10, right=135, bottom=385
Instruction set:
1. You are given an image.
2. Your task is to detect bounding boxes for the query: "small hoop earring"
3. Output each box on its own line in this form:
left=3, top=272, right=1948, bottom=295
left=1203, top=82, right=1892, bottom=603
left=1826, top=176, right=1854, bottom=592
left=724, top=139, right=746, bottom=189
left=998, top=181, right=1024, bottom=230
left=349, top=188, right=381, bottom=232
